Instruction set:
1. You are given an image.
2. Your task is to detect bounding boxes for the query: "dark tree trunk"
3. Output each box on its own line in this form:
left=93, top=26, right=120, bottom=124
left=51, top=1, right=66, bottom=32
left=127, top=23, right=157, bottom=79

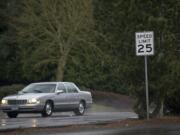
left=56, top=53, right=68, bottom=81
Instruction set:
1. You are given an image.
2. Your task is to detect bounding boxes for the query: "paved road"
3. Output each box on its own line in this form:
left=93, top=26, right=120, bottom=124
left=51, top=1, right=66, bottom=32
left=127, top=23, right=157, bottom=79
left=35, top=124, right=180, bottom=135
left=0, top=111, right=137, bottom=130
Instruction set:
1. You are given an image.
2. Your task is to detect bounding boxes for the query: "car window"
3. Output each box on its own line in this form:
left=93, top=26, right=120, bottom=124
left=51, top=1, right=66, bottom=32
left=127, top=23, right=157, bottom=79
left=21, top=84, right=56, bottom=93
left=66, top=83, right=78, bottom=93
left=57, top=83, right=66, bottom=93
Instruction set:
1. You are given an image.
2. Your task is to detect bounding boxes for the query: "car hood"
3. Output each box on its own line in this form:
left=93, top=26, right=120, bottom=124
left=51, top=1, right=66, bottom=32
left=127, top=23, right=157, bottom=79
left=3, top=93, right=54, bottom=100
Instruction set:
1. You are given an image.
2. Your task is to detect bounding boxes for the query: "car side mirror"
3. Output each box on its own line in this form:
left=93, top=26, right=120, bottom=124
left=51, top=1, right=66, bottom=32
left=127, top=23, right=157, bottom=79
left=18, top=91, right=22, bottom=94
left=55, top=90, right=64, bottom=94
left=18, top=91, right=24, bottom=94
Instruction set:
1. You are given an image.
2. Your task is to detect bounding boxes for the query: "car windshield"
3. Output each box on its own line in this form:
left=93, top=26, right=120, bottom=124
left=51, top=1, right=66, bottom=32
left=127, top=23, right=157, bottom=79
left=20, top=83, right=56, bottom=93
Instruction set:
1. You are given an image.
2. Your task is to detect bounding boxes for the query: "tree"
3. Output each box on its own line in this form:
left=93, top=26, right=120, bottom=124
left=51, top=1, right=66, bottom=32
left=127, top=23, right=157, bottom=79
left=17, top=0, right=94, bottom=81
left=94, top=0, right=180, bottom=118
left=0, top=0, right=22, bottom=84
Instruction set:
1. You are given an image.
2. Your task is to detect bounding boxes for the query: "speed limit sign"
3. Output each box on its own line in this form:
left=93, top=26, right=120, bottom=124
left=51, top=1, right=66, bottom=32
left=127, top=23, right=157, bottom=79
left=135, top=31, right=154, bottom=56
left=135, top=31, right=154, bottom=120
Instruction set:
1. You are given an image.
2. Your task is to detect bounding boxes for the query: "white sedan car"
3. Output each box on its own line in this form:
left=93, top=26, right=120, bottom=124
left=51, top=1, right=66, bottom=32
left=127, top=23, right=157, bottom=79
left=1, top=82, right=93, bottom=118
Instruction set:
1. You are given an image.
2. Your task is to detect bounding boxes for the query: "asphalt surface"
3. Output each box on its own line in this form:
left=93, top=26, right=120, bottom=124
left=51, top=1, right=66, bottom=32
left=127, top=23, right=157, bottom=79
left=34, top=124, right=180, bottom=135
left=0, top=107, right=137, bottom=131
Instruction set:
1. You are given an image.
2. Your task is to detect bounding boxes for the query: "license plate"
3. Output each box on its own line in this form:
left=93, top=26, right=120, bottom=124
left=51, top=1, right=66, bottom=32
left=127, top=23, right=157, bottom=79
left=11, top=106, right=18, bottom=111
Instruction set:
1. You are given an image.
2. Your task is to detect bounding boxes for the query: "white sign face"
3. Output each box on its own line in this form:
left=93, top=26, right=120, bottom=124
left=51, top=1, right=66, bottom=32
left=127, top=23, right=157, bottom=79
left=135, top=31, right=154, bottom=56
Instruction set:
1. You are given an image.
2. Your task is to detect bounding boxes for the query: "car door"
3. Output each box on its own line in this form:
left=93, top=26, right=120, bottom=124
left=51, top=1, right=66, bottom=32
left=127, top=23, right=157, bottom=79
left=64, top=83, right=80, bottom=109
left=53, top=83, right=68, bottom=111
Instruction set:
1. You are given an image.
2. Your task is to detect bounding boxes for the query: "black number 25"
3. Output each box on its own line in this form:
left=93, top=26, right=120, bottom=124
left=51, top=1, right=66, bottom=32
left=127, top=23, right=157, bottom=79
left=138, top=44, right=152, bottom=53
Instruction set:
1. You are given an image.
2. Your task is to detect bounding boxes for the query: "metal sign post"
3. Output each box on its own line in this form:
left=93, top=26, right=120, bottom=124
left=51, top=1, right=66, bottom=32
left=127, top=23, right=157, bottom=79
left=135, top=31, right=154, bottom=120
left=144, top=56, right=149, bottom=120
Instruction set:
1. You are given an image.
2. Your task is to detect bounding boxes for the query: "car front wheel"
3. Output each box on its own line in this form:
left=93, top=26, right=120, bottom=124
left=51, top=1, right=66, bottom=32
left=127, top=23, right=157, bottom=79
left=41, top=101, right=53, bottom=117
left=74, top=101, right=85, bottom=116
left=7, top=112, right=18, bottom=118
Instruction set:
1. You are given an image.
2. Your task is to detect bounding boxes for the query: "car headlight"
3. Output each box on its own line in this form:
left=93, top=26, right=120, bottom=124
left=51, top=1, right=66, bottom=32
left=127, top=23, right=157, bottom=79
left=28, top=98, right=40, bottom=104
left=1, top=99, right=8, bottom=105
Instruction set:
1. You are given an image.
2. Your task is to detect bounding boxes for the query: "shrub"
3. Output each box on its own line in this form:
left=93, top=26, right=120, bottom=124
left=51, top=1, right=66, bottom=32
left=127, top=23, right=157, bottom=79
left=165, top=90, right=180, bottom=115
left=0, top=84, right=24, bottom=100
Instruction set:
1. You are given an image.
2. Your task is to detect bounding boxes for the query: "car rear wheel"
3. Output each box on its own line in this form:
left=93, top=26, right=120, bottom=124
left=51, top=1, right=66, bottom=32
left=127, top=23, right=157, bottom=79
left=7, top=112, right=18, bottom=118
left=41, top=101, right=53, bottom=117
left=74, top=101, right=85, bottom=116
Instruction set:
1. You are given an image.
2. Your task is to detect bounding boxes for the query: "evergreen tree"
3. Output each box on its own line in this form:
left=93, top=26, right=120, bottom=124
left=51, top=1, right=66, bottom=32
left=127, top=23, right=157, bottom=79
left=94, top=0, right=180, bottom=117
left=0, top=0, right=22, bottom=84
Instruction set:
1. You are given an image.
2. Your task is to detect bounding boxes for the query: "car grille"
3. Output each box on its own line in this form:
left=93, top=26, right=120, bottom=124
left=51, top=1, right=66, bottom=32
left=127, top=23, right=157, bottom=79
left=8, top=100, right=27, bottom=105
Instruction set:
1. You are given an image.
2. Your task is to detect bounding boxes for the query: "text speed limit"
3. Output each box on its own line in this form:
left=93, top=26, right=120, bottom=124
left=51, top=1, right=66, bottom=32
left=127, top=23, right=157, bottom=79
left=135, top=32, right=154, bottom=56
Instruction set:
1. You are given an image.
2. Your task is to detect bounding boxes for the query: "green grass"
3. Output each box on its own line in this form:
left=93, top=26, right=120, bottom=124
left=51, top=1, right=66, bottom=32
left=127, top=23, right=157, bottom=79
left=89, top=104, right=119, bottom=112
